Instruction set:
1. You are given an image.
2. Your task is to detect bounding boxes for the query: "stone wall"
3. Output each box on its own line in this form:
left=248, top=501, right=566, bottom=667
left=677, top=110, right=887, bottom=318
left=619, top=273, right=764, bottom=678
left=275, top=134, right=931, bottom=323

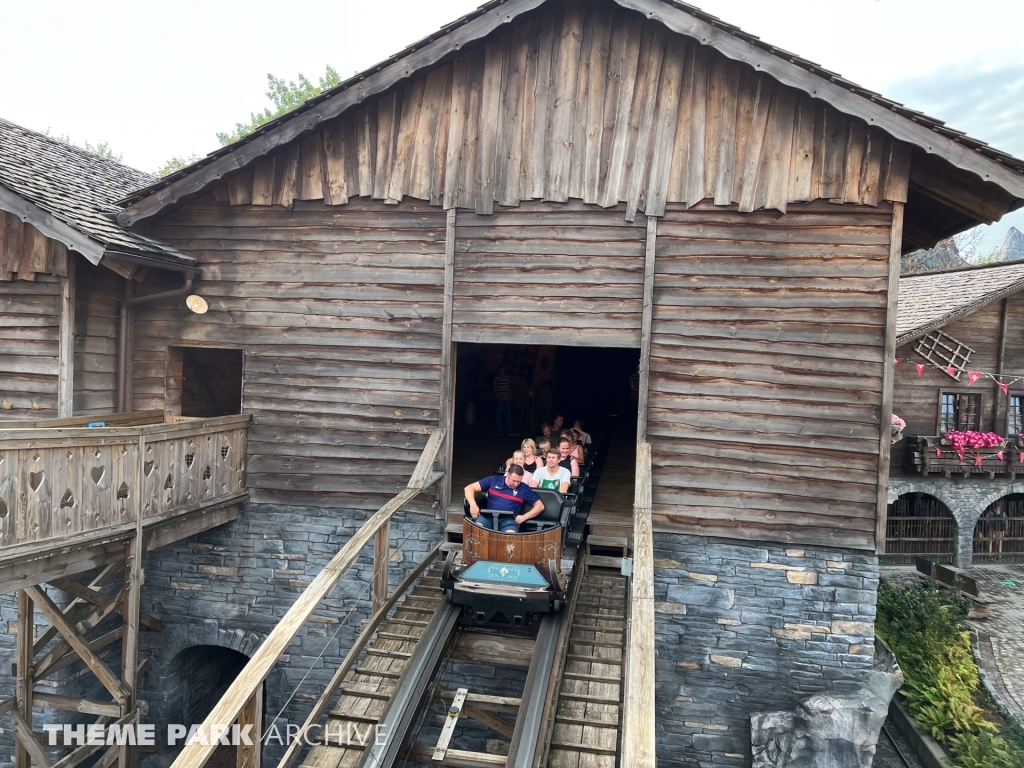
left=889, top=477, right=1024, bottom=566
left=652, top=533, right=879, bottom=767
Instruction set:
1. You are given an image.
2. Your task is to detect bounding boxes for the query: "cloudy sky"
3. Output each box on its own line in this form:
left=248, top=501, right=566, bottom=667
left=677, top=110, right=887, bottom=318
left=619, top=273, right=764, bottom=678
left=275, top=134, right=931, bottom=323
left=3, top=0, right=1022, bottom=250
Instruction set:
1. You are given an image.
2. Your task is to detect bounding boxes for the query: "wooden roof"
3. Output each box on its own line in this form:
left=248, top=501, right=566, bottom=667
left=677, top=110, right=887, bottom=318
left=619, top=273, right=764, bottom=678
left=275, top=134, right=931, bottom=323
left=897, top=260, right=1024, bottom=344
left=116, top=0, right=1024, bottom=248
left=0, top=117, right=192, bottom=269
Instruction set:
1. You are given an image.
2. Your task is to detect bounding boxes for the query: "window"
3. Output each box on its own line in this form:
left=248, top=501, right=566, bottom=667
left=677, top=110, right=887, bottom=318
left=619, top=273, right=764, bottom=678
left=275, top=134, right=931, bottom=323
left=940, top=392, right=981, bottom=433
left=1010, top=396, right=1024, bottom=437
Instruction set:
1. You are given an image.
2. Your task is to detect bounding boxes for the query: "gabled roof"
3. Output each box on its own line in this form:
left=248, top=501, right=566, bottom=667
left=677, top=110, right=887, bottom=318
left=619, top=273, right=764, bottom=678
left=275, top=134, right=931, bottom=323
left=116, top=0, right=1024, bottom=239
left=897, top=261, right=1024, bottom=344
left=0, top=117, right=192, bottom=268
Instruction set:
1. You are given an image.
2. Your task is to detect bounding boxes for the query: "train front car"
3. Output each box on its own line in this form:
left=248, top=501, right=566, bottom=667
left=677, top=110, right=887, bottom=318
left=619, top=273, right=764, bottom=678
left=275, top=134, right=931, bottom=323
left=441, top=487, right=575, bottom=626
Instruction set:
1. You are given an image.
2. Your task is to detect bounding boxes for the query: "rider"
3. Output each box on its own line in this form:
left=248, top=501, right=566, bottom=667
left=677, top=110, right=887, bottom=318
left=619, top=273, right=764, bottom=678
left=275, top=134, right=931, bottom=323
left=464, top=465, right=544, bottom=533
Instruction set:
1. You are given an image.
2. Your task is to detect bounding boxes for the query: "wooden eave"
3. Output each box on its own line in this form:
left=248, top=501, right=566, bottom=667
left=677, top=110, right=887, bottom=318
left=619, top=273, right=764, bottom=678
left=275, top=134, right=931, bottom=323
left=116, top=0, right=1024, bottom=229
left=0, top=181, right=106, bottom=265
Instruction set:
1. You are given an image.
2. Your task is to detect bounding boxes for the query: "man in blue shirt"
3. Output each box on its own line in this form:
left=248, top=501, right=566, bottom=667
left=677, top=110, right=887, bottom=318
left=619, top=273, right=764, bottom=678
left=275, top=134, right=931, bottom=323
left=464, top=465, right=544, bottom=533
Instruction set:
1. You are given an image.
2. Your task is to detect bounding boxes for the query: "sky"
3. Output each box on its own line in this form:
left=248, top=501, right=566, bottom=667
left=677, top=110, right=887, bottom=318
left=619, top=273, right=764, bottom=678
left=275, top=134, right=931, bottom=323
left=2, top=0, right=1023, bottom=251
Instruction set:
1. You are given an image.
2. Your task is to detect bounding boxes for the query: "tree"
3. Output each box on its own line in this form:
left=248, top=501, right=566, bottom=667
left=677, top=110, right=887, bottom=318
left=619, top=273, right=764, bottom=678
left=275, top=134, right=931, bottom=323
left=154, top=65, right=341, bottom=177
left=215, top=65, right=341, bottom=146
left=154, top=153, right=200, bottom=178
left=42, top=129, right=123, bottom=162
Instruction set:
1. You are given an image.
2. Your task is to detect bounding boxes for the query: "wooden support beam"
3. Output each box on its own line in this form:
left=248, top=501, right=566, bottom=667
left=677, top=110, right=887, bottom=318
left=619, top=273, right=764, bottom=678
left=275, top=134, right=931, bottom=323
left=438, top=207, right=457, bottom=516
left=463, top=706, right=515, bottom=739
left=411, top=747, right=506, bottom=768
left=24, top=586, right=129, bottom=705
left=636, top=216, right=657, bottom=443
left=57, top=265, right=75, bottom=417
left=32, top=563, right=121, bottom=666
left=30, top=693, right=121, bottom=718
left=33, top=589, right=125, bottom=679
left=34, top=627, right=124, bottom=682
left=994, top=297, right=1010, bottom=433
left=49, top=577, right=161, bottom=632
left=875, top=202, right=904, bottom=554
left=433, top=687, right=468, bottom=761
left=10, top=709, right=53, bottom=768
left=120, top=436, right=147, bottom=768
left=450, top=632, right=535, bottom=668
left=440, top=691, right=521, bottom=715
left=372, top=521, right=391, bottom=615
left=622, top=442, right=656, bottom=767
left=236, top=683, right=262, bottom=768
left=15, top=590, right=33, bottom=768
left=169, top=432, right=445, bottom=768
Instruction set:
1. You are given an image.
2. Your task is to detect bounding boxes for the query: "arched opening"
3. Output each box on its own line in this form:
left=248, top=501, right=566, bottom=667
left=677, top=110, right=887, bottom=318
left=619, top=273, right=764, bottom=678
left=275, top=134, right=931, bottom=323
left=170, top=645, right=256, bottom=767
left=884, top=493, right=956, bottom=564
left=974, top=495, right=1024, bottom=563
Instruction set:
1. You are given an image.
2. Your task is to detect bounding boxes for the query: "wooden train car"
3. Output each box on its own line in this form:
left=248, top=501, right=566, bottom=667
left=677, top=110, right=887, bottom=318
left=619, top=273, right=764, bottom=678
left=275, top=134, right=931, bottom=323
left=442, top=486, right=576, bottom=625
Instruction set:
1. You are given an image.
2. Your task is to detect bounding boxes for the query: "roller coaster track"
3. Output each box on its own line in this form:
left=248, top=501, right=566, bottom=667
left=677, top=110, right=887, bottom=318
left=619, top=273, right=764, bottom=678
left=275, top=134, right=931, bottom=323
left=293, top=554, right=629, bottom=768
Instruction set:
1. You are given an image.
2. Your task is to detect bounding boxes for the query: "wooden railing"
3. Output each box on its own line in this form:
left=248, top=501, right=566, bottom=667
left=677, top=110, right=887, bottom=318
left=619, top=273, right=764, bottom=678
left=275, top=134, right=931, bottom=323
left=168, top=429, right=446, bottom=768
left=0, top=413, right=250, bottom=555
left=622, top=441, right=656, bottom=767
left=907, top=435, right=1022, bottom=477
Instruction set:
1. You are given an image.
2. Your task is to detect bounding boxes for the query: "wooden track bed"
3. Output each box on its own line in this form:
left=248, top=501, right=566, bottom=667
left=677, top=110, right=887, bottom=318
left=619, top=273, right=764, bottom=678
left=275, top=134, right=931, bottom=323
left=299, top=565, right=445, bottom=768
left=548, top=569, right=628, bottom=768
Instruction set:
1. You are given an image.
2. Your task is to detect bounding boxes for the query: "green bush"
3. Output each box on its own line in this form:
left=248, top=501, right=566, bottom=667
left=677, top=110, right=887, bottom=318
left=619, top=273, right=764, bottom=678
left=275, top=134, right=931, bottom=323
left=877, top=581, right=1024, bottom=768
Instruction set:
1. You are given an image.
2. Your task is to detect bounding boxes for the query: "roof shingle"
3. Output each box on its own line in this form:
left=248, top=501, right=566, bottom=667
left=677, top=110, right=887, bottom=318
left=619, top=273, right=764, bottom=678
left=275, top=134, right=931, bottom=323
left=0, top=117, right=191, bottom=266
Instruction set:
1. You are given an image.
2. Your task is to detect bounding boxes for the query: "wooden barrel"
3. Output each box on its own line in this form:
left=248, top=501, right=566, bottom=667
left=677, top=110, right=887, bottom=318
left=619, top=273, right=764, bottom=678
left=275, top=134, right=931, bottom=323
left=462, top=518, right=561, bottom=567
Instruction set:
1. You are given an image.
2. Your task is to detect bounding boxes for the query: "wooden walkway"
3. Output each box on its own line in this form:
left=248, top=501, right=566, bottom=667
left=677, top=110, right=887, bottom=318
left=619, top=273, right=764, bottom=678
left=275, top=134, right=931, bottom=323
left=548, top=569, right=628, bottom=767
left=586, top=437, right=635, bottom=542
left=299, top=565, right=445, bottom=768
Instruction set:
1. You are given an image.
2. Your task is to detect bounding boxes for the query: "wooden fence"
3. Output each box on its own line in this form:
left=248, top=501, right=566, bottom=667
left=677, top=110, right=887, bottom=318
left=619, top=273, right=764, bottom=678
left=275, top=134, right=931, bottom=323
left=883, top=493, right=956, bottom=564
left=0, top=414, right=249, bottom=553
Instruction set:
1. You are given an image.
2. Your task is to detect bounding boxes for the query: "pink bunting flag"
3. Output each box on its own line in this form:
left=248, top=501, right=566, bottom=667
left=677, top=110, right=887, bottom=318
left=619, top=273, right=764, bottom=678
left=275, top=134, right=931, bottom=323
left=916, top=363, right=925, bottom=377
left=998, top=382, right=1010, bottom=395
left=935, top=447, right=942, bottom=458
left=976, top=454, right=984, bottom=467
left=1019, top=451, right=1024, bottom=463
left=967, top=371, right=982, bottom=385
left=958, top=451, right=966, bottom=462
left=894, top=358, right=901, bottom=366
left=997, top=450, right=1005, bottom=461
left=946, top=365, right=957, bottom=377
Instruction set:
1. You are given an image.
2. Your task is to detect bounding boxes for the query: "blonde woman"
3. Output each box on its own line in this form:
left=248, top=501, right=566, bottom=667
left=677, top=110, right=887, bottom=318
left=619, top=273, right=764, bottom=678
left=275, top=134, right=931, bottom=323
left=505, top=439, right=540, bottom=473
left=536, top=439, right=551, bottom=460
left=506, top=450, right=534, bottom=485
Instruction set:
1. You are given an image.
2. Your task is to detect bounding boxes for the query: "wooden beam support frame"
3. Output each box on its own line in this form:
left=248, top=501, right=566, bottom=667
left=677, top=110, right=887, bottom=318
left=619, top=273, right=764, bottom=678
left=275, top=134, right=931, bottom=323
left=622, top=442, right=656, bottom=767
left=170, top=430, right=445, bottom=768
left=637, top=216, right=657, bottom=443
left=875, top=201, right=905, bottom=554
left=57, top=262, right=76, bottom=417
left=438, top=207, right=457, bottom=518
left=15, top=590, right=33, bottom=768
left=372, top=520, right=391, bottom=615
left=24, top=585, right=129, bottom=705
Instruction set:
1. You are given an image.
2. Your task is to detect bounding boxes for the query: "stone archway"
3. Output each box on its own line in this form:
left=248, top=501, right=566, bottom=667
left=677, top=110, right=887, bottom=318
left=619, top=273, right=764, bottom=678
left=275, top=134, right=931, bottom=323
left=974, top=493, right=1024, bottom=563
left=884, top=491, right=958, bottom=564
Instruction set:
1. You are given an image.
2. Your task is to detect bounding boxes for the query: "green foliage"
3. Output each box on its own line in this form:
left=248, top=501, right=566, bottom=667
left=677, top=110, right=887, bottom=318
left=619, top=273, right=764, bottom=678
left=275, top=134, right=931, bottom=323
left=41, top=129, right=123, bottom=162
left=877, top=581, right=1024, bottom=767
left=154, top=153, right=201, bottom=178
left=216, top=65, right=341, bottom=146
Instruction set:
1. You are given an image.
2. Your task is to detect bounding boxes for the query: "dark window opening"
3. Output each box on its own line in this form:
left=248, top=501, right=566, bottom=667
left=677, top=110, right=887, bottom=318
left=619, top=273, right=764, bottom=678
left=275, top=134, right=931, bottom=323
left=180, top=348, right=243, bottom=418
left=940, top=392, right=980, bottom=433
left=883, top=492, right=955, bottom=565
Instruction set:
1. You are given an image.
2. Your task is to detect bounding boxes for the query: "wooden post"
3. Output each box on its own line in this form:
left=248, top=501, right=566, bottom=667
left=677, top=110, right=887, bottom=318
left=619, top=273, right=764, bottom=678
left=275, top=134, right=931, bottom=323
left=623, top=442, right=655, bottom=767
left=437, top=208, right=457, bottom=517
left=994, top=297, right=1009, bottom=433
left=236, top=683, right=263, bottom=768
left=120, top=434, right=146, bottom=768
left=15, top=590, right=33, bottom=768
left=372, top=521, right=391, bottom=614
left=637, top=216, right=658, bottom=442
left=875, top=201, right=905, bottom=554
left=57, top=263, right=76, bottom=417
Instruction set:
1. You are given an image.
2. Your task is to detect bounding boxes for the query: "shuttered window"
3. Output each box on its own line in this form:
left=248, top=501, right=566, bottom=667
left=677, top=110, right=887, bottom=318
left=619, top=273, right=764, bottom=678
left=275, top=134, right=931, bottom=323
left=940, top=393, right=981, bottom=433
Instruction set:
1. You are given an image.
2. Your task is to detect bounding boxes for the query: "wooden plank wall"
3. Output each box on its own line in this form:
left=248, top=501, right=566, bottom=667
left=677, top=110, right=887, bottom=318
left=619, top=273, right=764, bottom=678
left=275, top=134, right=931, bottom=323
left=212, top=0, right=910, bottom=221
left=646, top=200, right=894, bottom=550
left=0, top=212, right=75, bottom=420
left=0, top=277, right=61, bottom=419
left=133, top=198, right=445, bottom=512
left=73, top=258, right=124, bottom=416
left=890, top=295, right=1019, bottom=471
left=452, top=201, right=647, bottom=347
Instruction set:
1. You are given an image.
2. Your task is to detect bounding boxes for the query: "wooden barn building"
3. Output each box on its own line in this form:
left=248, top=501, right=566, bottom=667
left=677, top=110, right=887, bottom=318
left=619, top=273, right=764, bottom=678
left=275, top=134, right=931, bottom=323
left=2, top=0, right=1024, bottom=766
left=888, top=261, right=1024, bottom=568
